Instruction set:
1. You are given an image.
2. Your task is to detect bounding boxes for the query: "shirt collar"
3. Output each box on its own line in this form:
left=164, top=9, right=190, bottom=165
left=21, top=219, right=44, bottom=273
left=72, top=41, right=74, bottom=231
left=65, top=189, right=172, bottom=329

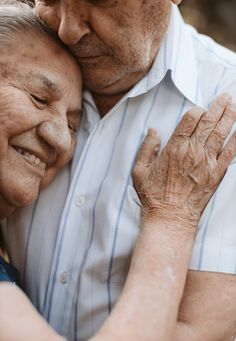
left=128, top=5, right=203, bottom=107
left=84, top=5, right=203, bottom=112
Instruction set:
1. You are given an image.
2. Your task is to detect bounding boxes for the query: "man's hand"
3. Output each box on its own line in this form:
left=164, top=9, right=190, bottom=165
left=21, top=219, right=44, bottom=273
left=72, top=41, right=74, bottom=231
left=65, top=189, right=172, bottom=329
left=133, top=93, right=236, bottom=228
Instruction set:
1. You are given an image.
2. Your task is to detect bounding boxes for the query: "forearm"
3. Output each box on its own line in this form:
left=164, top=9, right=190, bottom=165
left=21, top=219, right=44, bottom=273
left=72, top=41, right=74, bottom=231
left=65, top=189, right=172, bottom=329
left=0, top=218, right=193, bottom=341
left=173, top=270, right=236, bottom=341
left=0, top=283, right=65, bottom=341
left=174, top=316, right=236, bottom=341
left=91, top=217, right=195, bottom=341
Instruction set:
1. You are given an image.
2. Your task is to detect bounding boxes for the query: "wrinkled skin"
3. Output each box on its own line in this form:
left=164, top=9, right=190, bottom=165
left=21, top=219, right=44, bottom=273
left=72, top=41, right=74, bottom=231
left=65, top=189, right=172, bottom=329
left=34, top=0, right=182, bottom=114
left=0, top=94, right=236, bottom=341
left=133, top=94, right=236, bottom=228
left=0, top=31, right=82, bottom=218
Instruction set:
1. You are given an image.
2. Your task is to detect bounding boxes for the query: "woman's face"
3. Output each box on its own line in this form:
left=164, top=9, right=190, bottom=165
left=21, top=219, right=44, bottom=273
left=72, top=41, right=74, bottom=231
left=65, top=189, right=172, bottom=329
left=0, top=32, right=83, bottom=218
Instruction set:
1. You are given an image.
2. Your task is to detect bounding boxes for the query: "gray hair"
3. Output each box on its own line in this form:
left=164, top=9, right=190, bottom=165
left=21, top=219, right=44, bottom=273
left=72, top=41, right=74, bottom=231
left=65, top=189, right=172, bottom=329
left=0, top=1, right=66, bottom=50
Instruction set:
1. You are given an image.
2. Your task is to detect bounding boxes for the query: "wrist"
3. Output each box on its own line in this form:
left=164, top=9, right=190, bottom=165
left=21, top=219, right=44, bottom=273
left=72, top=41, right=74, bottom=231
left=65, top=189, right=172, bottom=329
left=140, top=203, right=198, bottom=236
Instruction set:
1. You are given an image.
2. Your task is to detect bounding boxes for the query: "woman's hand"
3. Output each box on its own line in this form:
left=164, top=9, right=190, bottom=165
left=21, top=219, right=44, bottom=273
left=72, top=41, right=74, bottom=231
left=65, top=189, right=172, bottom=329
left=133, top=94, right=236, bottom=228
left=93, top=96, right=236, bottom=341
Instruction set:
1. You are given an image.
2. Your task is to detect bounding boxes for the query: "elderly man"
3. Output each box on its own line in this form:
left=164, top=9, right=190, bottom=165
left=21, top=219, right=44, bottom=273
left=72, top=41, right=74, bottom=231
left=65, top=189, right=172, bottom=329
left=3, top=1, right=236, bottom=340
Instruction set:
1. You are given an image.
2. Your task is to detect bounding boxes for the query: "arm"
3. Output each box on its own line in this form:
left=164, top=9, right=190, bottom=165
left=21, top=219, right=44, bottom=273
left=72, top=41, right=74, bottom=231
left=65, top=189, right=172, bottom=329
left=91, top=93, right=236, bottom=341
left=0, top=94, right=235, bottom=341
left=90, top=218, right=195, bottom=341
left=1, top=247, right=235, bottom=341
left=175, top=271, right=236, bottom=341
left=0, top=283, right=65, bottom=341
left=0, top=217, right=193, bottom=341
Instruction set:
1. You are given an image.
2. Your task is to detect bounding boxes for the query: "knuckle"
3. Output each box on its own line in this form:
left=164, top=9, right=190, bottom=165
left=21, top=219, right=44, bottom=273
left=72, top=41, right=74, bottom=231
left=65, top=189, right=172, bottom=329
left=176, top=108, right=203, bottom=135
left=226, top=103, right=236, bottom=117
left=169, top=144, right=182, bottom=157
left=207, top=131, right=225, bottom=149
left=181, top=110, right=196, bottom=123
left=222, top=146, right=234, bottom=161
left=186, top=106, right=204, bottom=120
left=139, top=141, right=151, bottom=152
left=212, top=128, right=226, bottom=139
left=131, top=169, right=139, bottom=182
left=132, top=162, right=144, bottom=176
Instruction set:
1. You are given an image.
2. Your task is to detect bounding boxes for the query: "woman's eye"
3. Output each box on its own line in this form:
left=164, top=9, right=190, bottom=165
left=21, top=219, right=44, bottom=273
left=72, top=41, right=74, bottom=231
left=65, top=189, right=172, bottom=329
left=30, top=94, right=48, bottom=106
left=89, top=0, right=118, bottom=7
left=39, top=0, right=58, bottom=6
left=68, top=123, right=76, bottom=133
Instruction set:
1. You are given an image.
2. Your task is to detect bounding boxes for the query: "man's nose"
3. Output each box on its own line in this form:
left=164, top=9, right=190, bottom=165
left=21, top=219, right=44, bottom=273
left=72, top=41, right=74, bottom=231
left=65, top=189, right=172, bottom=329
left=58, top=2, right=91, bottom=46
left=37, top=117, right=72, bottom=154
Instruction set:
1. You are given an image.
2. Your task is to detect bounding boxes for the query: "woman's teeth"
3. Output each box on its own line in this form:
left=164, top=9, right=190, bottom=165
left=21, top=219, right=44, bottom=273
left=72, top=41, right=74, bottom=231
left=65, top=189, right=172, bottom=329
left=14, top=147, right=46, bottom=170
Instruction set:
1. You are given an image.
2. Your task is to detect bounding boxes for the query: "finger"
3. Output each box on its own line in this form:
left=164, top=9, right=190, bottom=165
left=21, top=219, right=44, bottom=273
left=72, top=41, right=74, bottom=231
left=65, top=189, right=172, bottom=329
left=206, top=103, right=236, bottom=153
left=136, top=128, right=161, bottom=166
left=170, top=107, right=205, bottom=142
left=217, top=131, right=236, bottom=178
left=194, top=93, right=232, bottom=144
left=132, top=129, right=161, bottom=184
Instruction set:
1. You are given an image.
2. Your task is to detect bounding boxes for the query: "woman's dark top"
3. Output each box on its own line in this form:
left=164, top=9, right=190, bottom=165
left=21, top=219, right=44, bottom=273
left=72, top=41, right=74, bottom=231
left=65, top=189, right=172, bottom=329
left=0, top=256, right=20, bottom=285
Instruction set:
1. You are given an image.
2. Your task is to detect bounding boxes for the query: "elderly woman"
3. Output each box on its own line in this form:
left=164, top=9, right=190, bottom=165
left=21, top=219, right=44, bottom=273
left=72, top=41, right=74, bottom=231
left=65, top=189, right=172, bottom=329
left=0, top=1, right=82, bottom=281
left=0, top=2, right=236, bottom=341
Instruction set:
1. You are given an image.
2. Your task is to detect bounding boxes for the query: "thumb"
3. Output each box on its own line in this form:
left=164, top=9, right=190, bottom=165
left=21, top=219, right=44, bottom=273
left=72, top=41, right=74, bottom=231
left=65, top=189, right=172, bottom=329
left=132, top=128, right=161, bottom=185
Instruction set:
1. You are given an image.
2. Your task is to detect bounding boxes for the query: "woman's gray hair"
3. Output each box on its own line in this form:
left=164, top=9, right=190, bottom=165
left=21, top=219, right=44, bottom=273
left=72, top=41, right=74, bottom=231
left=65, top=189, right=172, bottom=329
left=0, top=0, right=65, bottom=49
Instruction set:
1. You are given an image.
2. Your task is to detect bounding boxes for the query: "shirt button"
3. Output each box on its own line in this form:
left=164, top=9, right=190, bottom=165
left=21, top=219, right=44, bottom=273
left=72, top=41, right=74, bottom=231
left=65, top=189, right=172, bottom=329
left=59, top=272, right=69, bottom=284
left=75, top=195, right=86, bottom=207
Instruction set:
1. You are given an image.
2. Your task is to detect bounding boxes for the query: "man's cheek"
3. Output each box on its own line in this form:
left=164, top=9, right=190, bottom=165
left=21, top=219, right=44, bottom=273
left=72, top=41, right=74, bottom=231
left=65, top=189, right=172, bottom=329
left=35, top=3, right=59, bottom=32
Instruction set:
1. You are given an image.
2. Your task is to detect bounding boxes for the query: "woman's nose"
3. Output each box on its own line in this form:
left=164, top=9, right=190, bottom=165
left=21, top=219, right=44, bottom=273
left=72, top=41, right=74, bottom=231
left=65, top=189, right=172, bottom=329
left=37, top=117, right=71, bottom=154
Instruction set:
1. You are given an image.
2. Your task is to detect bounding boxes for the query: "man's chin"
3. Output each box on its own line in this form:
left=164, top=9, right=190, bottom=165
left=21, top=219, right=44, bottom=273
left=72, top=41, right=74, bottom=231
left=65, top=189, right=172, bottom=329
left=82, top=66, right=144, bottom=96
left=81, top=64, right=126, bottom=94
left=83, top=77, right=118, bottom=93
left=83, top=76, right=129, bottom=97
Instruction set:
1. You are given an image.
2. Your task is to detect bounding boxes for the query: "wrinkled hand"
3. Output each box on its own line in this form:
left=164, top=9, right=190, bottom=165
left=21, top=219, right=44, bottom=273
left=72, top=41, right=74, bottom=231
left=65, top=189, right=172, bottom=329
left=132, top=94, right=236, bottom=228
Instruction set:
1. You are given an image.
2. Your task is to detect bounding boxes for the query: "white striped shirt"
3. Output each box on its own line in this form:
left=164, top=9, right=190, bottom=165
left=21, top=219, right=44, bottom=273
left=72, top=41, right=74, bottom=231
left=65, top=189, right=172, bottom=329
left=3, top=5, right=236, bottom=341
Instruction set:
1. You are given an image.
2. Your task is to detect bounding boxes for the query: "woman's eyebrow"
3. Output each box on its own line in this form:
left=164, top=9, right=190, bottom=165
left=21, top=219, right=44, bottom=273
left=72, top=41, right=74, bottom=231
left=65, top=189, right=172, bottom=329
left=25, top=71, right=63, bottom=98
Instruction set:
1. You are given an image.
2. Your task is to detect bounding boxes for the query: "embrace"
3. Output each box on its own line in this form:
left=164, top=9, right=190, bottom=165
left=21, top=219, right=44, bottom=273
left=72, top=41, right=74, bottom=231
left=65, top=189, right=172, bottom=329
left=0, top=1, right=236, bottom=341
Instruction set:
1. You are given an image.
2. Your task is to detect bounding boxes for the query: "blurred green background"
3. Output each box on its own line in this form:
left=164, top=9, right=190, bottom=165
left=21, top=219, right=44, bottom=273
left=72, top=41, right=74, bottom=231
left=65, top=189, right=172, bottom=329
left=180, top=0, right=236, bottom=51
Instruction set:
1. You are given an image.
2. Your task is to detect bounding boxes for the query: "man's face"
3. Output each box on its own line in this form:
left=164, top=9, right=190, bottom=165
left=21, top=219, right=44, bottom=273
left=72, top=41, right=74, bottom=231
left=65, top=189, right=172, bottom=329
left=0, top=32, right=82, bottom=217
left=35, top=0, right=173, bottom=96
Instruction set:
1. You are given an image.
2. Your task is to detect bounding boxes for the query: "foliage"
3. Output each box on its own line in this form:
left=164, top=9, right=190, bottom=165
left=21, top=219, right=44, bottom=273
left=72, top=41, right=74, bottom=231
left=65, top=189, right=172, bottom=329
left=180, top=0, right=236, bottom=51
